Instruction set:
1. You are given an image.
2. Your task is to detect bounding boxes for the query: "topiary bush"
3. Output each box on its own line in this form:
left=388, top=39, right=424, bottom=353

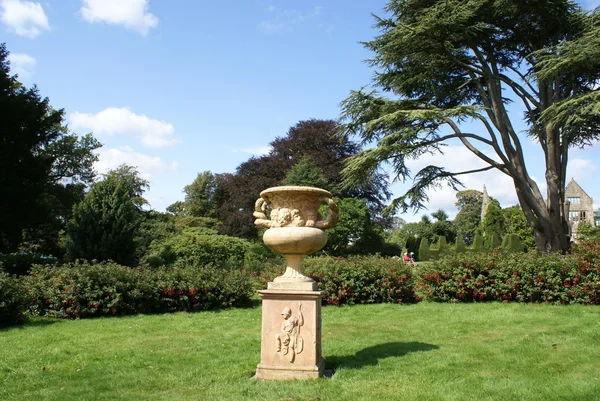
left=501, top=234, right=524, bottom=253
left=23, top=261, right=253, bottom=319
left=455, top=236, right=467, bottom=253
left=418, top=238, right=431, bottom=261
left=484, top=233, right=502, bottom=250
left=0, top=269, right=28, bottom=326
left=303, top=256, right=417, bottom=306
left=471, top=233, right=484, bottom=252
left=418, top=250, right=600, bottom=304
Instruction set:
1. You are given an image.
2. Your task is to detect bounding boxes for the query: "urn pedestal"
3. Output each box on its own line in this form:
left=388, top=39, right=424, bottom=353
left=253, top=186, right=338, bottom=380
left=255, top=290, right=325, bottom=380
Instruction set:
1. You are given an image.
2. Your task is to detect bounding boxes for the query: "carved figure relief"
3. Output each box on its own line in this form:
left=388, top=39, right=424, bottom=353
left=275, top=303, right=304, bottom=362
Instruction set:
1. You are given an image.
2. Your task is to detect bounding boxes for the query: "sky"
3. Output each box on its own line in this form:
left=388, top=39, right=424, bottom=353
left=2, top=0, right=599, bottom=222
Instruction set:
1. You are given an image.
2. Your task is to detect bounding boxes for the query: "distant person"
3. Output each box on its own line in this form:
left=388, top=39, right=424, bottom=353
left=403, top=252, right=410, bottom=263
left=409, top=252, right=415, bottom=263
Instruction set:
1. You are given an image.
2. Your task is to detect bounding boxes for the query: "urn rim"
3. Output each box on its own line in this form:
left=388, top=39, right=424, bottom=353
left=259, top=186, right=332, bottom=199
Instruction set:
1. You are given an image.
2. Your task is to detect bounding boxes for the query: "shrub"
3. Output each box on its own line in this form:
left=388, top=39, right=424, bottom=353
left=418, top=238, right=431, bottom=261
left=455, top=236, right=467, bottom=253
left=429, top=236, right=450, bottom=260
left=484, top=233, right=502, bottom=250
left=0, top=252, right=58, bottom=276
left=144, top=230, right=251, bottom=268
left=418, top=250, right=600, bottom=305
left=0, top=269, right=28, bottom=326
left=471, top=233, right=484, bottom=251
left=303, top=256, right=417, bottom=306
left=502, top=234, right=524, bottom=253
left=23, top=261, right=253, bottom=319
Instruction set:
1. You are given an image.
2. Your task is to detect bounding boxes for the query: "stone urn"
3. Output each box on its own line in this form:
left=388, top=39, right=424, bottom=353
left=254, top=186, right=338, bottom=291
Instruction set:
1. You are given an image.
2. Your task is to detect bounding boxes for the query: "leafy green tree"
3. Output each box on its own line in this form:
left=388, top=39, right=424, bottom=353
left=216, top=119, right=390, bottom=238
left=481, top=202, right=505, bottom=243
left=430, top=209, right=457, bottom=245
left=178, top=171, right=220, bottom=217
left=324, top=198, right=391, bottom=256
left=0, top=43, right=100, bottom=253
left=339, top=1, right=600, bottom=252
left=453, top=190, right=483, bottom=245
left=503, top=205, right=535, bottom=251
left=282, top=156, right=329, bottom=189
left=65, top=166, right=148, bottom=266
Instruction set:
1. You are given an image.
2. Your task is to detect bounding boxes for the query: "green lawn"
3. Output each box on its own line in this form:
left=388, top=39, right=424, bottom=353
left=1, top=303, right=599, bottom=401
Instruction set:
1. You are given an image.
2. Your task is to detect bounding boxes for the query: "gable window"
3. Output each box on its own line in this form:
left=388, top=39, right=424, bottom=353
left=568, top=197, right=581, bottom=205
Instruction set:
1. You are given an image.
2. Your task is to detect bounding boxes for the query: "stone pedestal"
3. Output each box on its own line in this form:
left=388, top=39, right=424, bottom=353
left=255, top=290, right=325, bottom=380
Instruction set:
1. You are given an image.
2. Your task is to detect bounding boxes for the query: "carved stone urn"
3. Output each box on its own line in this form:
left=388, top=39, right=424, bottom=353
left=254, top=186, right=338, bottom=291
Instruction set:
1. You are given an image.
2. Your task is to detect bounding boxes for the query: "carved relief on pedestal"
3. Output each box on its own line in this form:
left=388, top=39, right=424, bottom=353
left=275, top=303, right=304, bottom=362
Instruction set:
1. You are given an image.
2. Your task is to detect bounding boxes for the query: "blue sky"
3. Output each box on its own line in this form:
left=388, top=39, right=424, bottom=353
left=2, top=0, right=599, bottom=221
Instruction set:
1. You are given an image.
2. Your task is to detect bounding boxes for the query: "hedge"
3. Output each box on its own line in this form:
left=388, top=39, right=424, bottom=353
left=418, top=244, right=600, bottom=305
left=0, top=269, right=28, bottom=326
left=23, top=261, right=253, bottom=319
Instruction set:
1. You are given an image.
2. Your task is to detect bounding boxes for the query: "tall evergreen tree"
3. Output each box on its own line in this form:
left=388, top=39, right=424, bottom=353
left=339, top=1, right=600, bottom=252
left=0, top=43, right=100, bottom=253
left=65, top=166, right=148, bottom=266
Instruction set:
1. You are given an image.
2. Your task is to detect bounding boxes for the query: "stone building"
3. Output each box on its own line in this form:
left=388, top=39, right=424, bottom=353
left=565, top=178, right=594, bottom=225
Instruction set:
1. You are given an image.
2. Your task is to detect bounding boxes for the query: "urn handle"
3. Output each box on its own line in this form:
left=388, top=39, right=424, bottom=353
left=315, top=197, right=339, bottom=229
left=254, top=197, right=271, bottom=228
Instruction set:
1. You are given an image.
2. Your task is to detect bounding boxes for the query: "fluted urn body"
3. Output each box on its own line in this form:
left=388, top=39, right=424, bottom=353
left=254, top=186, right=338, bottom=291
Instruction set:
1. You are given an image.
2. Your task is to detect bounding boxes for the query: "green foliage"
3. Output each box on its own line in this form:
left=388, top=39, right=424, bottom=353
left=0, top=269, right=27, bottom=326
left=501, top=234, right=524, bottom=253
left=23, top=261, right=252, bottom=319
left=472, top=233, right=485, bottom=252
left=405, top=236, right=421, bottom=258
left=455, top=236, right=467, bottom=253
left=453, top=190, right=499, bottom=245
left=418, top=248, right=600, bottom=305
left=302, top=256, right=416, bottom=305
left=387, top=209, right=455, bottom=251
left=324, top=198, right=391, bottom=256
left=65, top=166, right=147, bottom=266
left=481, top=202, right=505, bottom=239
left=575, top=222, right=600, bottom=242
left=484, top=233, right=502, bottom=250
left=177, top=171, right=220, bottom=218
left=503, top=205, right=535, bottom=251
left=0, top=252, right=58, bottom=276
left=282, top=156, right=329, bottom=189
left=144, top=230, right=250, bottom=268
left=428, top=235, right=450, bottom=261
left=215, top=119, right=390, bottom=238
left=0, top=44, right=101, bottom=253
left=338, top=1, right=598, bottom=252
left=419, top=238, right=431, bottom=261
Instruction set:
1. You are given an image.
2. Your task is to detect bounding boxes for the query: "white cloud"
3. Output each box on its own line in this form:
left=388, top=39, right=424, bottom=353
left=568, top=158, right=598, bottom=181
left=0, top=0, right=49, bottom=38
left=95, top=146, right=177, bottom=180
left=259, top=5, right=325, bottom=34
left=79, top=0, right=158, bottom=36
left=69, top=107, right=179, bottom=148
left=232, top=145, right=272, bottom=156
left=7, top=52, right=35, bottom=78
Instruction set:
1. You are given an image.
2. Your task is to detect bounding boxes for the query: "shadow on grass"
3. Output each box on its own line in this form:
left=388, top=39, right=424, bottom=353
left=0, top=316, right=63, bottom=332
left=327, top=341, right=438, bottom=371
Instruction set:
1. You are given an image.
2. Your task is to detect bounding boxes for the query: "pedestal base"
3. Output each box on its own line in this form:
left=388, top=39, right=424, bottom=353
left=256, top=290, right=325, bottom=380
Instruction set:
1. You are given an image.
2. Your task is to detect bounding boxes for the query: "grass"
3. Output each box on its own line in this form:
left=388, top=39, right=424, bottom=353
left=1, top=303, right=599, bottom=401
